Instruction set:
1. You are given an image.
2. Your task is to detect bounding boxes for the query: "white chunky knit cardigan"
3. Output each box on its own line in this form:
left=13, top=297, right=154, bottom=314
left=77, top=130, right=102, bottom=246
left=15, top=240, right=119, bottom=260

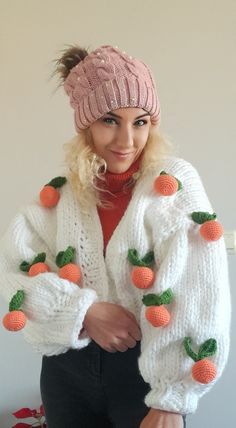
left=0, top=156, right=231, bottom=414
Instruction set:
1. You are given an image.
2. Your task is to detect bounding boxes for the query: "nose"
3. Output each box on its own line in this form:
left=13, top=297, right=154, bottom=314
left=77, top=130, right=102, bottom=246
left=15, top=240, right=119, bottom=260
left=116, top=125, right=134, bottom=149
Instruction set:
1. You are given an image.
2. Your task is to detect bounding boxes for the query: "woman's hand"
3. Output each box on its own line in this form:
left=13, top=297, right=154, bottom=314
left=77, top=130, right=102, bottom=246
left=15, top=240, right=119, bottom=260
left=140, top=408, right=184, bottom=428
left=82, top=301, right=142, bottom=352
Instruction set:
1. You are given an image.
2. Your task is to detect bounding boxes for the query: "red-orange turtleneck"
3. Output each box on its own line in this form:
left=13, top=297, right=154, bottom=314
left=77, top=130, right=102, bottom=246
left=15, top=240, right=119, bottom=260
left=97, top=155, right=142, bottom=253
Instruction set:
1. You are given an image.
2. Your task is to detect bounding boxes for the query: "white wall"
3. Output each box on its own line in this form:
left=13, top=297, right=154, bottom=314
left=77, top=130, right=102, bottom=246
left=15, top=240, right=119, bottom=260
left=0, top=0, right=235, bottom=426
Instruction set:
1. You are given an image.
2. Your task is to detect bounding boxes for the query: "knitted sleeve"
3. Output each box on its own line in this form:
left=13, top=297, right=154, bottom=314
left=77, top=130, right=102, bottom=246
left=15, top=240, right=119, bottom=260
left=0, top=203, right=99, bottom=356
left=138, top=158, right=231, bottom=414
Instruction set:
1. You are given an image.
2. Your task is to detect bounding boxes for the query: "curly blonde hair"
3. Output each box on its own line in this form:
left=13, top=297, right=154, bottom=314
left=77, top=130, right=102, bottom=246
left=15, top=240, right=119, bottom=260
left=63, top=125, right=176, bottom=212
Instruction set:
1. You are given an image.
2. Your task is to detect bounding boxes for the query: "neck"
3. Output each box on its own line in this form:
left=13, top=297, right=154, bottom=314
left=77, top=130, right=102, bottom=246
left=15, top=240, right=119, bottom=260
left=98, top=154, right=142, bottom=196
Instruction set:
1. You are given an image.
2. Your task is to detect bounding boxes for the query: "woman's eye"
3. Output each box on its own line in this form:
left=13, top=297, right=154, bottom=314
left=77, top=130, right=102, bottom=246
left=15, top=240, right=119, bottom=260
left=135, top=119, right=147, bottom=126
left=103, top=117, right=116, bottom=124
left=102, top=118, right=147, bottom=126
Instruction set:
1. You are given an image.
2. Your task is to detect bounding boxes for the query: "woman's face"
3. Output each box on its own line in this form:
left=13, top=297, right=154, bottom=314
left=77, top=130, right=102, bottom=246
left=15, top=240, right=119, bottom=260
left=89, top=107, right=152, bottom=173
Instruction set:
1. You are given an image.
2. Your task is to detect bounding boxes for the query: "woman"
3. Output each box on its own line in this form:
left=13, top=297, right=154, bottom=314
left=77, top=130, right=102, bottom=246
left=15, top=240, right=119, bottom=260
left=0, top=44, right=231, bottom=428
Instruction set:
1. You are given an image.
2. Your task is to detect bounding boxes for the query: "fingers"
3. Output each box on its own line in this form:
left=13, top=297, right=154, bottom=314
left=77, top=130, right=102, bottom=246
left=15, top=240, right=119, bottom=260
left=115, top=344, right=129, bottom=352
left=114, top=334, right=137, bottom=351
left=117, top=331, right=142, bottom=352
left=124, top=334, right=137, bottom=348
left=105, top=347, right=117, bottom=353
left=104, top=334, right=140, bottom=353
left=123, top=309, right=142, bottom=341
left=124, top=309, right=137, bottom=322
left=129, top=323, right=142, bottom=341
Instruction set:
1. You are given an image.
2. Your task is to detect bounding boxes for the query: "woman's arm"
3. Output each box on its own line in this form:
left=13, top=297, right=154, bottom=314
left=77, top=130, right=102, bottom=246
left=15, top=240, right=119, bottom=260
left=0, top=203, right=99, bottom=356
left=138, top=159, right=231, bottom=415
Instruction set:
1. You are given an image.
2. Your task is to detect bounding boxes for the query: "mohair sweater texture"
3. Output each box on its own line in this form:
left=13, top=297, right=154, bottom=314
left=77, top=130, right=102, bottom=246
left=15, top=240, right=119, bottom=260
left=0, top=156, right=231, bottom=414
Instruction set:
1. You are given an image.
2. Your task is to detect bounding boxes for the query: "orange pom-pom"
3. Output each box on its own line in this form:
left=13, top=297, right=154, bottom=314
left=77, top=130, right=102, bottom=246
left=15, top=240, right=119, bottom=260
left=131, top=267, right=155, bottom=289
left=200, top=220, right=223, bottom=241
left=40, top=185, right=60, bottom=208
left=154, top=174, right=179, bottom=196
left=59, top=263, right=82, bottom=285
left=2, top=311, right=27, bottom=331
left=28, top=262, right=50, bottom=277
left=145, top=305, right=170, bottom=327
left=192, top=358, right=217, bottom=384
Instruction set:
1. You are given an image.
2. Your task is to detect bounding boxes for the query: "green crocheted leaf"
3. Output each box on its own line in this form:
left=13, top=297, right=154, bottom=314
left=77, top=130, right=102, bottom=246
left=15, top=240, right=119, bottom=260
left=47, top=176, right=67, bottom=189
left=20, top=253, right=46, bottom=271
left=141, top=251, right=155, bottom=266
left=19, top=261, right=31, bottom=272
left=128, top=249, right=154, bottom=267
left=176, top=178, right=183, bottom=191
left=142, top=289, right=174, bottom=307
left=32, top=252, right=46, bottom=265
left=198, top=338, right=217, bottom=360
left=142, top=294, right=160, bottom=306
left=160, top=170, right=168, bottom=175
left=191, top=211, right=217, bottom=224
left=56, top=251, right=65, bottom=267
left=128, top=249, right=145, bottom=266
left=56, top=246, right=75, bottom=267
left=9, top=290, right=25, bottom=311
left=158, top=288, right=174, bottom=305
left=183, top=337, right=198, bottom=362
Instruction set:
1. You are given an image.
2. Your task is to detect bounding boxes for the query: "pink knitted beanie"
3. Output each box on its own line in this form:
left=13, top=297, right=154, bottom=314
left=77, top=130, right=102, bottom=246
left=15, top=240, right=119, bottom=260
left=64, top=45, right=161, bottom=131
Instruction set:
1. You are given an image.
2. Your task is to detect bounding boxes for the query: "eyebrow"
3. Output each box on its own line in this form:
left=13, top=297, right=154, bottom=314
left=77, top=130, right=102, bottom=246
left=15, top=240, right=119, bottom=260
left=106, top=111, right=150, bottom=119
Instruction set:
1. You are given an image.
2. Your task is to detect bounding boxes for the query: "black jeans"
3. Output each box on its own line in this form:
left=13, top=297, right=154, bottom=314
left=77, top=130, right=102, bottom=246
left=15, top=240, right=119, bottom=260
left=40, top=340, right=187, bottom=428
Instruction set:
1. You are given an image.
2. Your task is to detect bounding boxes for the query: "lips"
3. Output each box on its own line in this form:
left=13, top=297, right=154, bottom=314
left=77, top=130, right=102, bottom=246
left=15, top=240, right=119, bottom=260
left=111, top=151, right=133, bottom=155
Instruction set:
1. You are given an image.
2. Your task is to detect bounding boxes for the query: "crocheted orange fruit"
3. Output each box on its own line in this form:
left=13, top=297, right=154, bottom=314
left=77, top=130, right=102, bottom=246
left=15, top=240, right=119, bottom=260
left=128, top=249, right=155, bottom=289
left=59, top=263, right=81, bottom=284
left=200, top=220, right=223, bottom=241
left=142, top=289, right=174, bottom=327
left=154, top=171, right=182, bottom=196
left=28, top=262, right=50, bottom=277
left=20, top=253, right=50, bottom=277
left=56, top=246, right=82, bottom=286
left=2, top=310, right=27, bottom=331
left=183, top=337, right=217, bottom=384
left=40, top=185, right=60, bottom=208
left=131, top=267, right=154, bottom=289
left=39, top=176, right=67, bottom=208
left=145, top=305, right=170, bottom=327
left=192, top=358, right=217, bottom=384
left=191, top=212, right=223, bottom=241
left=2, top=290, right=27, bottom=332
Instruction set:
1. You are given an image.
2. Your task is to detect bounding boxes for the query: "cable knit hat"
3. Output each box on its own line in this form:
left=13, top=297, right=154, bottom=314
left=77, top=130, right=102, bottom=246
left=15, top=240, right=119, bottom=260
left=63, top=45, right=161, bottom=131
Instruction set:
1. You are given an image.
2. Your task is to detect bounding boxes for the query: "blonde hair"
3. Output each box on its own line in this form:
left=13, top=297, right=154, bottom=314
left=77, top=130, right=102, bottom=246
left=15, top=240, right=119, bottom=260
left=63, top=125, right=176, bottom=212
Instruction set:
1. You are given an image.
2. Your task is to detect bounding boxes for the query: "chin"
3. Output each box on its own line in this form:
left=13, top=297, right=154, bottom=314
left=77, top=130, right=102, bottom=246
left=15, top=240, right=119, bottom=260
left=107, top=162, right=131, bottom=174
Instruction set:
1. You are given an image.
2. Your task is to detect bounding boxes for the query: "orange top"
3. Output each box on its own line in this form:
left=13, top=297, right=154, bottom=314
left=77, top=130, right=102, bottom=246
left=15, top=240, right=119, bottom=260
left=97, top=155, right=142, bottom=254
